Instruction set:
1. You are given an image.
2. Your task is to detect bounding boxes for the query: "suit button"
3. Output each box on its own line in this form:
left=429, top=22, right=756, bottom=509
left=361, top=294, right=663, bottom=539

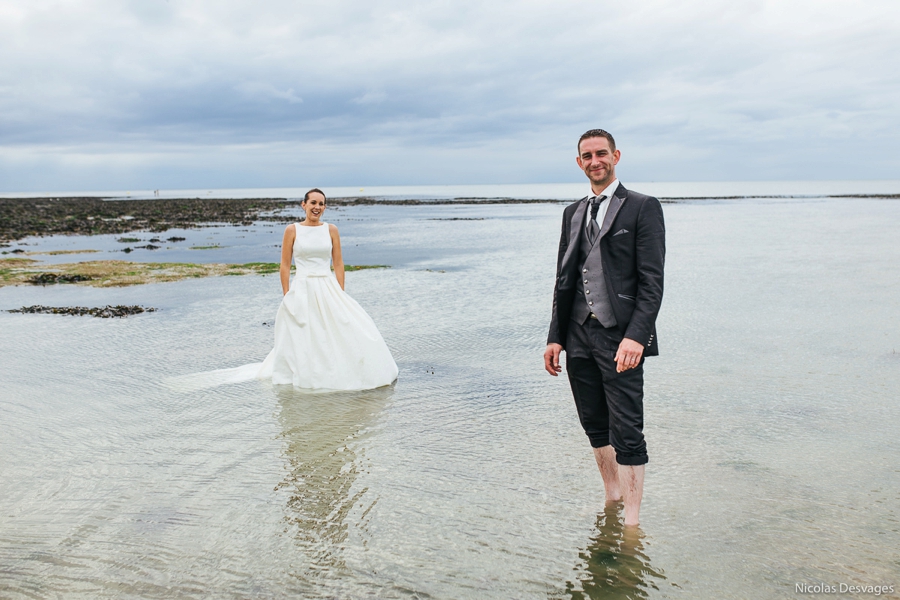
left=583, top=269, right=588, bottom=273
left=585, top=290, right=590, bottom=294
left=589, top=301, right=593, bottom=306
left=583, top=279, right=588, bottom=284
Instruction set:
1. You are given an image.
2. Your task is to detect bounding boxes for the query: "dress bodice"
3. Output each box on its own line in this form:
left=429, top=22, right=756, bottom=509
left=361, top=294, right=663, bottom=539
left=293, top=223, right=332, bottom=277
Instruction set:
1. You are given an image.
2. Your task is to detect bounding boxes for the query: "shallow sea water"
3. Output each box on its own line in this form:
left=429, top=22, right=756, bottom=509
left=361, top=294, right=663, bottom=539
left=1, top=199, right=898, bottom=598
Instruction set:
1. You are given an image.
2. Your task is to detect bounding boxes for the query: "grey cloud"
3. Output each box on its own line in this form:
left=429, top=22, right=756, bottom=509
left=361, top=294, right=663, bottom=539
left=1, top=0, right=898, bottom=190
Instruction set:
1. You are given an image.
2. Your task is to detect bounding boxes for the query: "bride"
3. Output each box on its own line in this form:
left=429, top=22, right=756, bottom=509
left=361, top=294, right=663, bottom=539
left=170, top=188, right=398, bottom=392
left=255, top=188, right=398, bottom=389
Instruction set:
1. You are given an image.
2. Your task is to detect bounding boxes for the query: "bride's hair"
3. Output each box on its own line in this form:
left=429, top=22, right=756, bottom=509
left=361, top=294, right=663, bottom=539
left=303, top=188, right=326, bottom=203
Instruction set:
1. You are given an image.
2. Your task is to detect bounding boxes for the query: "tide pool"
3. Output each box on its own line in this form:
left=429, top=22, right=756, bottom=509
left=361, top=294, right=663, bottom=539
left=1, top=197, right=898, bottom=598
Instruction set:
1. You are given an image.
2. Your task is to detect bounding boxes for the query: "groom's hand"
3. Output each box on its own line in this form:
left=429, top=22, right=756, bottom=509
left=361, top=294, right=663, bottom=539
left=544, top=343, right=564, bottom=376
left=615, top=338, right=644, bottom=373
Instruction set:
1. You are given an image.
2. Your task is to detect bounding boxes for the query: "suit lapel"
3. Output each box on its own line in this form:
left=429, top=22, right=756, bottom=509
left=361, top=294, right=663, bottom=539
left=597, top=184, right=627, bottom=241
left=560, top=197, right=589, bottom=273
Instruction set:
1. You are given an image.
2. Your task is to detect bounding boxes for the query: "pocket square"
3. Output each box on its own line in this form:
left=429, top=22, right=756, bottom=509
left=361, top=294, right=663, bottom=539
left=613, top=228, right=629, bottom=236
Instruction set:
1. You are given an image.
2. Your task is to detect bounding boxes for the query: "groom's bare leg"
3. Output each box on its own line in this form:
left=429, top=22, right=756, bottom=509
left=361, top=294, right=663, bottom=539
left=592, top=446, right=622, bottom=503
left=618, top=464, right=644, bottom=526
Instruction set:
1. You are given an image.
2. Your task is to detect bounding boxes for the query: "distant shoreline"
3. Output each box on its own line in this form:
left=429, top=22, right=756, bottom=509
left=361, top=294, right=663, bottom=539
left=2, top=194, right=899, bottom=243
left=6, top=193, right=900, bottom=203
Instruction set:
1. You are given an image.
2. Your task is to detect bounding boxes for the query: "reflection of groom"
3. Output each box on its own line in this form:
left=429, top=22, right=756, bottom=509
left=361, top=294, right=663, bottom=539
left=544, top=129, right=665, bottom=526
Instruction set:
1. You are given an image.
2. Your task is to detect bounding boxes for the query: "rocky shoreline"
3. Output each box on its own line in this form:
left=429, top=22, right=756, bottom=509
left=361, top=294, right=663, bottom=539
left=0, top=197, right=297, bottom=243
left=0, top=196, right=563, bottom=243
left=3, top=194, right=897, bottom=244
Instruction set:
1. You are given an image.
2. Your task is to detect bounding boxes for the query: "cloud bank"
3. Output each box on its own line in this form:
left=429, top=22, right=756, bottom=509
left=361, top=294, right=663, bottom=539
left=1, top=0, right=898, bottom=191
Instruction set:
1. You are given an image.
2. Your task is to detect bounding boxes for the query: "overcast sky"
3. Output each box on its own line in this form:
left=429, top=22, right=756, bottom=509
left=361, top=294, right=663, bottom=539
left=1, top=0, right=898, bottom=191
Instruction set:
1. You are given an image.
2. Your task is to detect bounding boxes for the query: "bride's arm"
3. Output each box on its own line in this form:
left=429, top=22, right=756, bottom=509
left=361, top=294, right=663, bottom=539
left=329, top=224, right=345, bottom=290
left=279, top=224, right=296, bottom=295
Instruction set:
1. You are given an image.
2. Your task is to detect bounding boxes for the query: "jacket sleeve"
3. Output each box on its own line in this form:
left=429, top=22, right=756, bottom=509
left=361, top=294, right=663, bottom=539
left=547, top=211, right=570, bottom=345
left=623, top=197, right=665, bottom=347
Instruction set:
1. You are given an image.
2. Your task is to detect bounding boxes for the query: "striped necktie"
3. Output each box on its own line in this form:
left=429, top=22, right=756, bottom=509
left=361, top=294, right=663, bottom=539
left=587, top=195, right=607, bottom=243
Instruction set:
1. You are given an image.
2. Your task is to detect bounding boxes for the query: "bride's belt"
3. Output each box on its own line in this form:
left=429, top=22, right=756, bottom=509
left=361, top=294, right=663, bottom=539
left=293, top=270, right=332, bottom=278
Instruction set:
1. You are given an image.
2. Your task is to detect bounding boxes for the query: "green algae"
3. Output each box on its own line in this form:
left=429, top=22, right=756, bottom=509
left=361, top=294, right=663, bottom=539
left=0, top=258, right=389, bottom=288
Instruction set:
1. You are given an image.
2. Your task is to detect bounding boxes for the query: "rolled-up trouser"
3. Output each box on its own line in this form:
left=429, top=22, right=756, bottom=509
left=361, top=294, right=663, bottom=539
left=565, top=319, right=648, bottom=466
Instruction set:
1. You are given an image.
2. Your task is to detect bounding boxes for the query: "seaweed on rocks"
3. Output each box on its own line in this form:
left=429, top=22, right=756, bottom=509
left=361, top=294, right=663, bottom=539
left=7, top=305, right=157, bottom=318
left=28, top=273, right=93, bottom=285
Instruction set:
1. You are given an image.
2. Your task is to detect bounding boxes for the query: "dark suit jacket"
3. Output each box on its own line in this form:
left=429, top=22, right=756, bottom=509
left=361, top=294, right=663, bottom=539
left=547, top=183, right=666, bottom=356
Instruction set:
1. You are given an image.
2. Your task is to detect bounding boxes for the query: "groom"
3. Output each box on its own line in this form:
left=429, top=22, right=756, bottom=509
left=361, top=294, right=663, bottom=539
left=543, top=129, right=665, bottom=526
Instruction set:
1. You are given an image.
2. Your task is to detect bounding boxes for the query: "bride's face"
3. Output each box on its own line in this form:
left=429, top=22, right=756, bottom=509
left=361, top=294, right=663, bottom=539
left=303, top=193, right=326, bottom=222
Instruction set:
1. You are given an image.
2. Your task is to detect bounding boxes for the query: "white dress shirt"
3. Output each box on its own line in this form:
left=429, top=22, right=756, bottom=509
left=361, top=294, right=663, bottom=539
left=587, top=179, right=619, bottom=232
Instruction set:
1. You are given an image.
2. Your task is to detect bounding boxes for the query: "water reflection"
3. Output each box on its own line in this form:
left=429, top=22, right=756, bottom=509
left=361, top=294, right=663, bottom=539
left=565, top=506, right=666, bottom=600
left=273, top=384, right=394, bottom=585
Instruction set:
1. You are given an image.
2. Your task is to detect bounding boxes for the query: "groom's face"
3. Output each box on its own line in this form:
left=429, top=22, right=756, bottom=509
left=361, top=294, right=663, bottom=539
left=577, top=137, right=620, bottom=188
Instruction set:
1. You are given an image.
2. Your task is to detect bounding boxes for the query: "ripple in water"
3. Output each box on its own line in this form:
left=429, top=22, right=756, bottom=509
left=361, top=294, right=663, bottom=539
left=1, top=199, right=898, bottom=598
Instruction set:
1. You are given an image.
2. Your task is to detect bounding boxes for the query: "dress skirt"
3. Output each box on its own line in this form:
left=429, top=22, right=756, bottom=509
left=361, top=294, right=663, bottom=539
left=256, top=272, right=399, bottom=390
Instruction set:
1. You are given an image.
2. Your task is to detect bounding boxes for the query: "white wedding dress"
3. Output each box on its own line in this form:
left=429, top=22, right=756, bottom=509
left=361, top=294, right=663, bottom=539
left=257, top=222, right=398, bottom=389
left=169, top=222, right=398, bottom=392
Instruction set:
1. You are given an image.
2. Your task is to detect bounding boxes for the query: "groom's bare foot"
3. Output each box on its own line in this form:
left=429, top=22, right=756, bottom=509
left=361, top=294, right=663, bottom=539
left=619, top=464, right=645, bottom=527
left=593, top=446, right=623, bottom=503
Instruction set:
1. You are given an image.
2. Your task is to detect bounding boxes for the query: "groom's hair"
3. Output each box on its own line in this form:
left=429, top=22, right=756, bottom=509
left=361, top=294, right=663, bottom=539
left=303, top=188, right=326, bottom=203
left=578, top=129, right=616, bottom=153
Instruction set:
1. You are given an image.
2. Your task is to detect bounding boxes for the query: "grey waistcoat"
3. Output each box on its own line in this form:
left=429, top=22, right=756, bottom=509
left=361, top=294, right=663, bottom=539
left=571, top=217, right=618, bottom=328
